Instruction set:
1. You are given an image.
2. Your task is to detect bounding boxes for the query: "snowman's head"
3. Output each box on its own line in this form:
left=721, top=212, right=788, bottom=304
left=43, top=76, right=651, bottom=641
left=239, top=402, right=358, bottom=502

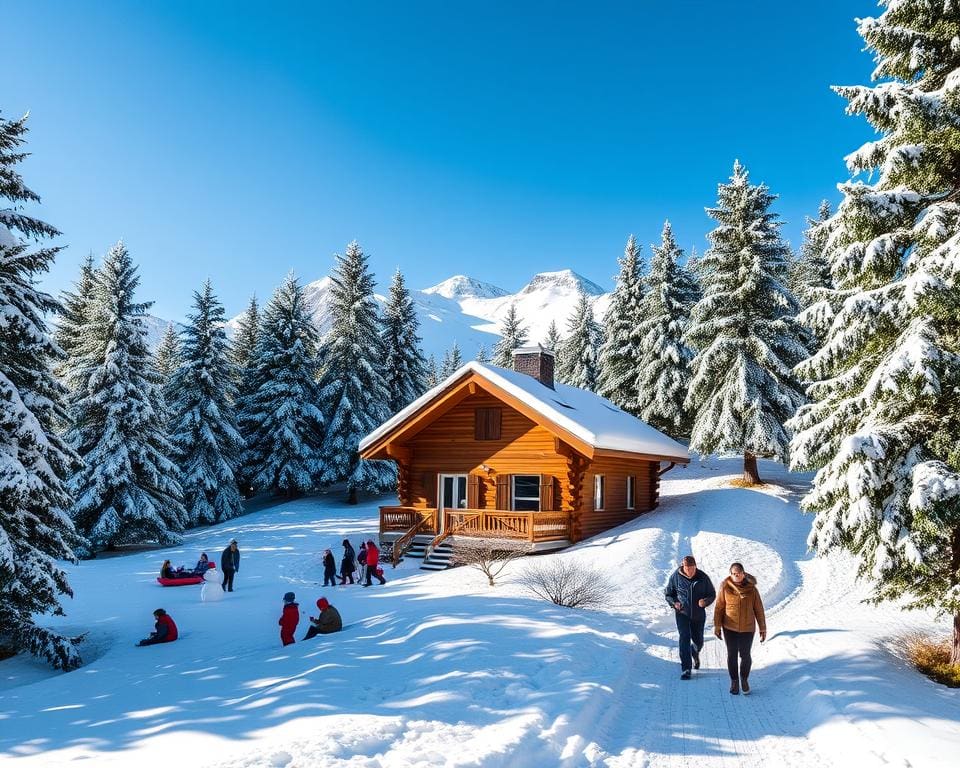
left=203, top=568, right=219, bottom=582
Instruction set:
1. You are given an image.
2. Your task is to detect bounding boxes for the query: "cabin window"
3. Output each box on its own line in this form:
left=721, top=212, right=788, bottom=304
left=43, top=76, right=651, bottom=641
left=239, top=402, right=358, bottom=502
left=626, top=475, right=635, bottom=510
left=474, top=407, right=502, bottom=440
left=513, top=475, right=540, bottom=511
left=594, top=475, right=605, bottom=510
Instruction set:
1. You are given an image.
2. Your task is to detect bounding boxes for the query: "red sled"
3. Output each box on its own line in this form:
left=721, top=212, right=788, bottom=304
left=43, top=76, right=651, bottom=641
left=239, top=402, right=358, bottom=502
left=157, top=562, right=215, bottom=586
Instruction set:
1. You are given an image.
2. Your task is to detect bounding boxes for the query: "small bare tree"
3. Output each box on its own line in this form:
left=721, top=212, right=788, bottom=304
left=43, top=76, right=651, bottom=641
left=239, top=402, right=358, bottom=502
left=519, top=559, right=610, bottom=609
left=455, top=539, right=529, bottom=586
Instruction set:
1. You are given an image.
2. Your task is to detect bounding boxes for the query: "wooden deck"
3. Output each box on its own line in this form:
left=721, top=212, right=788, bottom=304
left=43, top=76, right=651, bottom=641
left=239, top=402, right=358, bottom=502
left=379, top=506, right=571, bottom=543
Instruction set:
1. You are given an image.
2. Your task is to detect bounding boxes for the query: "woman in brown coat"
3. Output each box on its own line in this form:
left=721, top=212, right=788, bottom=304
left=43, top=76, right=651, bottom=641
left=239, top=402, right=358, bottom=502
left=713, top=562, right=766, bottom=695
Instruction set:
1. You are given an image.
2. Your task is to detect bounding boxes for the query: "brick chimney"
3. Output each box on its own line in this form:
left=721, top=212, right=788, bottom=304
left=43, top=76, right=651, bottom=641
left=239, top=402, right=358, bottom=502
left=512, top=344, right=555, bottom=390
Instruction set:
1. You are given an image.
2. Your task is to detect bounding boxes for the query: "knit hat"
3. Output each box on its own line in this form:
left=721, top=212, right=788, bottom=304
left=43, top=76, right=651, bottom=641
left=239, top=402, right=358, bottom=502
left=317, top=597, right=329, bottom=610
left=283, top=591, right=296, bottom=604
left=342, top=539, right=350, bottom=547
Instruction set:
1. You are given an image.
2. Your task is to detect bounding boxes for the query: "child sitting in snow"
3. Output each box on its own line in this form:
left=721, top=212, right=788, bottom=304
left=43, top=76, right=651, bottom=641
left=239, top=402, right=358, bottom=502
left=303, top=597, right=342, bottom=640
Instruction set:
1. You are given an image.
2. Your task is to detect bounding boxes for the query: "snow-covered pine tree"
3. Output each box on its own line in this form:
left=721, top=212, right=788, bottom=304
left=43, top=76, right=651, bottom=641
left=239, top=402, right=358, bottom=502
left=789, top=200, right=833, bottom=310
left=153, top=322, right=181, bottom=408
left=598, top=234, right=645, bottom=413
left=544, top=320, right=560, bottom=352
left=68, top=240, right=186, bottom=554
left=0, top=111, right=84, bottom=670
left=475, top=343, right=489, bottom=364
left=55, top=252, right=96, bottom=384
left=242, top=273, right=325, bottom=495
left=440, top=342, right=463, bottom=378
left=788, top=1, right=960, bottom=663
left=634, top=221, right=695, bottom=435
left=231, top=295, right=260, bottom=495
left=169, top=281, right=244, bottom=526
left=685, top=161, right=808, bottom=483
left=318, top=241, right=394, bottom=503
left=381, top=268, right=427, bottom=414
left=424, top=354, right=439, bottom=388
left=558, top=290, right=602, bottom=391
left=492, top=303, right=528, bottom=367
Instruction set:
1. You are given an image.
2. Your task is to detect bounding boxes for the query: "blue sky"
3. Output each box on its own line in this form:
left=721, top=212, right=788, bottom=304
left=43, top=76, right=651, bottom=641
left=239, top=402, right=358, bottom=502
left=4, top=1, right=876, bottom=321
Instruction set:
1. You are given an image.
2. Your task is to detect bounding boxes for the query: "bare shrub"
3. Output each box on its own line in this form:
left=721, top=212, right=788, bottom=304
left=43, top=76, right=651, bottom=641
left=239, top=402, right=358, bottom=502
left=519, top=559, right=610, bottom=609
left=899, top=633, right=960, bottom=688
left=455, top=539, right=529, bottom=586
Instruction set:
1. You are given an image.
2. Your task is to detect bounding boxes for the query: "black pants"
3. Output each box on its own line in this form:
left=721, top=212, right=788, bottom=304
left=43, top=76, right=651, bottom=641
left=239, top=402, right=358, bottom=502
left=722, top=628, right=755, bottom=681
left=323, top=571, right=337, bottom=587
left=675, top=612, right=704, bottom=671
left=364, top=566, right=385, bottom=586
left=222, top=568, right=235, bottom=591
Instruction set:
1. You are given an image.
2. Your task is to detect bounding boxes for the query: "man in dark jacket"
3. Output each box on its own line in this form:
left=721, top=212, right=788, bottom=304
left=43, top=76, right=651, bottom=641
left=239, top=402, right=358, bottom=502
left=221, top=539, right=240, bottom=592
left=664, top=554, right=716, bottom=679
left=303, top=597, right=343, bottom=640
left=339, top=539, right=356, bottom=585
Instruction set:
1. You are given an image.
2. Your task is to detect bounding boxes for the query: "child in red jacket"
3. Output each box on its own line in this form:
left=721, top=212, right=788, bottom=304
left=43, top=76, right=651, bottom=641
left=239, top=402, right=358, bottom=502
left=279, top=592, right=299, bottom=646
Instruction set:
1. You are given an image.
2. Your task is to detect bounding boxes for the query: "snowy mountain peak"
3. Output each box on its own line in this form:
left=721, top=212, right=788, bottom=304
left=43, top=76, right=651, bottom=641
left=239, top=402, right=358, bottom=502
left=520, top=269, right=606, bottom=297
left=422, top=275, right=509, bottom=300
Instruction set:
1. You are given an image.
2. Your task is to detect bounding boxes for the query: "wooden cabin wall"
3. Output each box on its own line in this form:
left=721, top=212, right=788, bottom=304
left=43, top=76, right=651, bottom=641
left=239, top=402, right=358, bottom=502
left=403, top=391, right=569, bottom=510
left=577, top=458, right=660, bottom=541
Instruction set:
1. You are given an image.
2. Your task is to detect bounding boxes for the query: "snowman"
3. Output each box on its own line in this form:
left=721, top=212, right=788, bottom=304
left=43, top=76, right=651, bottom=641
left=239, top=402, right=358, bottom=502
left=201, top=567, right=225, bottom=602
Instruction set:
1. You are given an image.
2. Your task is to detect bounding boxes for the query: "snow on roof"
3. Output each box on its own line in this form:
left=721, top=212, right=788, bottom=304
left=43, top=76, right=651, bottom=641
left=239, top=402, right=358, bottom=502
left=360, top=360, right=689, bottom=461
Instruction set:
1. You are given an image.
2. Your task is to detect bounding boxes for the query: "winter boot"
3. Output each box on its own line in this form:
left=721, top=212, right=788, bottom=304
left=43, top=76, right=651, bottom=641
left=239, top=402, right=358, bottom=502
left=691, top=645, right=700, bottom=669
left=730, top=678, right=740, bottom=695
left=740, top=676, right=750, bottom=695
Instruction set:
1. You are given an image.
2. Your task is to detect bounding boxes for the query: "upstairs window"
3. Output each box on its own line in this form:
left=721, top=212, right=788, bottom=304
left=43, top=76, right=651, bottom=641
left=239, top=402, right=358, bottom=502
left=474, top=407, right=502, bottom=440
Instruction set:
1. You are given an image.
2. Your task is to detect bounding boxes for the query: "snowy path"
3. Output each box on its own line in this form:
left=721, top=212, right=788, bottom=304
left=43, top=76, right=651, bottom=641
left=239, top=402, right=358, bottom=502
left=1, top=460, right=958, bottom=767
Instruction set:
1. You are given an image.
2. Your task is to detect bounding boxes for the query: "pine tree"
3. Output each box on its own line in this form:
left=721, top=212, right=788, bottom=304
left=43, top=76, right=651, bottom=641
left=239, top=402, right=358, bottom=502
left=558, top=290, right=602, bottom=391
left=685, top=161, right=808, bottom=483
left=634, top=221, right=696, bottom=435
left=318, top=241, right=394, bottom=503
left=492, top=303, right=528, bottom=367
left=153, top=322, right=181, bottom=408
left=0, top=112, right=84, bottom=670
left=242, top=273, right=325, bottom=495
left=440, top=341, right=463, bottom=378
left=788, top=200, right=833, bottom=310
left=598, top=234, right=645, bottom=412
left=424, top=354, right=439, bottom=387
left=475, top=343, right=489, bottom=364
left=169, top=281, right=244, bottom=526
left=68, top=241, right=186, bottom=553
left=381, top=269, right=427, bottom=414
left=232, top=295, right=260, bottom=495
left=544, top=320, right=560, bottom=352
left=788, top=2, right=960, bottom=663
left=55, top=252, right=96, bottom=382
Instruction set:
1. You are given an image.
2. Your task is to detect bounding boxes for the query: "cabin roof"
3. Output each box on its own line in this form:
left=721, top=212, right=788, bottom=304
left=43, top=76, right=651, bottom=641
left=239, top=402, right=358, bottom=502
left=359, top=361, right=689, bottom=462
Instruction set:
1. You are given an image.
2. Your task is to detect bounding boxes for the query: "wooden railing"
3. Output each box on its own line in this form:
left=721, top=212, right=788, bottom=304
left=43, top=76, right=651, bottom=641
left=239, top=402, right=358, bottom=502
left=379, top=506, right=437, bottom=535
left=441, top=510, right=571, bottom=542
left=389, top=512, right=435, bottom=568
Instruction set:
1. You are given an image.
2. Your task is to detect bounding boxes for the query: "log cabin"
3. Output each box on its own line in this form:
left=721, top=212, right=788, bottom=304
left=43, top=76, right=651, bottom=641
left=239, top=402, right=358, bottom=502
left=359, top=345, right=689, bottom=567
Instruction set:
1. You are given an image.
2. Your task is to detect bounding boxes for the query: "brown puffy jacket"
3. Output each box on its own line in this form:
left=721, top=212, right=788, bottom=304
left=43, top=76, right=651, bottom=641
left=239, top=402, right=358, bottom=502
left=714, top=574, right=766, bottom=634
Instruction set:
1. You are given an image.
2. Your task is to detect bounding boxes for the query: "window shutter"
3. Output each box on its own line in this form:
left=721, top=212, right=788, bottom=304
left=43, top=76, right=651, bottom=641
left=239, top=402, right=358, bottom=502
left=495, top=474, right=511, bottom=510
left=467, top=474, right=480, bottom=509
left=539, top=475, right=555, bottom=511
left=422, top=472, right=437, bottom=507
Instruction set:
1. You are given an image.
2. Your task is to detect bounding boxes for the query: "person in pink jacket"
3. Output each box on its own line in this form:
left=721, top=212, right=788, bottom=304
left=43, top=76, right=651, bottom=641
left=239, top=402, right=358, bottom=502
left=279, top=592, right=299, bottom=646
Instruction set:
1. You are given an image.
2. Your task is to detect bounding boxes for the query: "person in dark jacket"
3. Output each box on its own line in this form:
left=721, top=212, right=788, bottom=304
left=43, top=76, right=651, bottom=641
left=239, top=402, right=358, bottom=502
left=192, top=552, right=210, bottom=575
left=664, top=554, right=716, bottom=679
left=221, top=539, right=240, bottom=591
left=137, top=608, right=178, bottom=646
left=279, top=592, right=299, bottom=646
left=303, top=597, right=343, bottom=640
left=363, top=539, right=387, bottom=586
left=357, top=542, right=368, bottom=584
left=322, top=549, right=337, bottom=587
left=339, top=539, right=356, bottom=585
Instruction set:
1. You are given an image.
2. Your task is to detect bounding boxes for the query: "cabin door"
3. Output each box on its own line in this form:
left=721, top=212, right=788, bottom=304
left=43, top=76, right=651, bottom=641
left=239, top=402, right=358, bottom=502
left=439, top=474, right=468, bottom=532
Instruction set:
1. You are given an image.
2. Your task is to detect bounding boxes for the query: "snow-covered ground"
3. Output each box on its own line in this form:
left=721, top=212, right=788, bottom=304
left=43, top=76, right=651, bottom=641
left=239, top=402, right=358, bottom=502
left=2, top=458, right=957, bottom=767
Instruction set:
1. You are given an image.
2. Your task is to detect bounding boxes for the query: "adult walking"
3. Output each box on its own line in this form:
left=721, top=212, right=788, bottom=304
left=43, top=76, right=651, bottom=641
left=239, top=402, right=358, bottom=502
left=221, top=539, right=240, bottom=592
left=714, top=561, right=766, bottom=695
left=322, top=549, right=337, bottom=587
left=339, top=539, right=356, bottom=585
left=664, top=554, right=715, bottom=679
left=363, top=539, right=387, bottom=586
